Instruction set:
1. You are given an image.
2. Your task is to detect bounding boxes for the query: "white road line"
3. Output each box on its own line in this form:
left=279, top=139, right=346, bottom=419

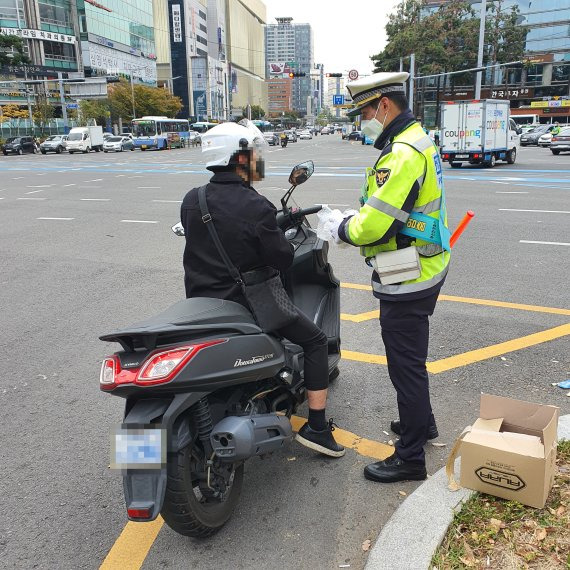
left=496, top=191, right=529, bottom=194
left=26, top=189, right=45, bottom=194
left=0, top=197, right=4, bottom=200
left=138, top=186, right=161, bottom=189
left=520, top=240, right=570, bottom=246
left=12, top=177, right=24, bottom=180
left=121, top=219, right=159, bottom=224
left=491, top=181, right=510, bottom=185
left=116, top=175, right=125, bottom=177
left=63, top=184, right=76, bottom=187
left=18, top=197, right=46, bottom=200
left=37, top=217, right=74, bottom=220
left=26, top=185, right=53, bottom=189
left=500, top=208, right=570, bottom=214
left=152, top=199, right=182, bottom=203
left=84, top=179, right=103, bottom=182
left=80, top=198, right=110, bottom=201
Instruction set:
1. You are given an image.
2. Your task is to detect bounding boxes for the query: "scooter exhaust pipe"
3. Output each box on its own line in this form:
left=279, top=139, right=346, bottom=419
left=210, top=413, right=293, bottom=461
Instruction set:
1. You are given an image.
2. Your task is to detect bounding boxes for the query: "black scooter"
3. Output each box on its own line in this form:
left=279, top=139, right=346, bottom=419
left=280, top=136, right=288, bottom=148
left=99, top=161, right=341, bottom=537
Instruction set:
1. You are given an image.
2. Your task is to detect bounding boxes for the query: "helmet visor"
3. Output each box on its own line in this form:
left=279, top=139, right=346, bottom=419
left=238, top=119, right=268, bottom=151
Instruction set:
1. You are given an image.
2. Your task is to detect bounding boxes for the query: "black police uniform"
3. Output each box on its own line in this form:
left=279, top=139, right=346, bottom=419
left=181, top=171, right=329, bottom=391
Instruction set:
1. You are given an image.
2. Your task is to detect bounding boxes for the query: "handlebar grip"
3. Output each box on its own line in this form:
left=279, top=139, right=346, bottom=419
left=299, top=205, right=323, bottom=216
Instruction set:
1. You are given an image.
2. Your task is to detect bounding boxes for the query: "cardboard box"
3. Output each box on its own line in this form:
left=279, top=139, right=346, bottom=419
left=458, top=394, right=559, bottom=508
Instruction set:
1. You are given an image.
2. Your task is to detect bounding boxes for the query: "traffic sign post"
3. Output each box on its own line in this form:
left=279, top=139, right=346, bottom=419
left=333, top=94, right=345, bottom=106
left=348, top=69, right=359, bottom=81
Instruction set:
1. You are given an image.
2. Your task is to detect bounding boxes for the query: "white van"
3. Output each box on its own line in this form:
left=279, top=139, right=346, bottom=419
left=66, top=126, right=104, bottom=154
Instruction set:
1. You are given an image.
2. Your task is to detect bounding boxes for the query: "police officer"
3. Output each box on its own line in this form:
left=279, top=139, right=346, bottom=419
left=335, top=72, right=451, bottom=483
left=181, top=120, right=345, bottom=458
left=551, top=122, right=561, bottom=136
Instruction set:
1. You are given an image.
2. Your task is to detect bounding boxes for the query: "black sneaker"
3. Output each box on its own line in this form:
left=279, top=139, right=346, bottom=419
left=390, top=419, right=439, bottom=440
left=295, top=419, right=345, bottom=458
left=364, top=453, right=427, bottom=483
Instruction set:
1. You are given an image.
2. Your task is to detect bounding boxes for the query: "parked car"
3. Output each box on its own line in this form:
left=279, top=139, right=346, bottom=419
left=538, top=132, right=552, bottom=147
left=285, top=130, right=297, bottom=142
left=2, top=136, right=36, bottom=155
left=40, top=134, right=68, bottom=154
left=103, top=136, right=135, bottom=152
left=298, top=130, right=312, bottom=140
left=103, top=132, right=114, bottom=141
left=520, top=125, right=552, bottom=146
left=263, top=132, right=280, bottom=146
left=550, top=127, right=570, bottom=154
left=347, top=130, right=363, bottom=141
left=321, top=127, right=331, bottom=135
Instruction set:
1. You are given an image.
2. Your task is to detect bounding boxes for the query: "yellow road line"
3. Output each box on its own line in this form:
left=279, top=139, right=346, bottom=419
left=99, top=516, right=164, bottom=570
left=99, top=420, right=393, bottom=569
left=426, top=322, right=570, bottom=374
left=340, top=282, right=570, bottom=316
left=341, top=323, right=570, bottom=374
left=341, top=310, right=379, bottom=322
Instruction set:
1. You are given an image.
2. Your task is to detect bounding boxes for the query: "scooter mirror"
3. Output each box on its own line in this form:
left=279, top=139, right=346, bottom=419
left=171, top=222, right=185, bottom=236
left=288, top=160, right=314, bottom=186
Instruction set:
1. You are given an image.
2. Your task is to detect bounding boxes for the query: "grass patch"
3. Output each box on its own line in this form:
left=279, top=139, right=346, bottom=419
left=432, top=440, right=570, bottom=569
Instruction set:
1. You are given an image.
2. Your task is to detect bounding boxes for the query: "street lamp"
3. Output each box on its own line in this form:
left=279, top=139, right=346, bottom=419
left=129, top=65, right=149, bottom=119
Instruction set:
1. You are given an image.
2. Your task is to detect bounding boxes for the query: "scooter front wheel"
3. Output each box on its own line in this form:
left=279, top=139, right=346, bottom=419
left=161, top=443, right=244, bottom=537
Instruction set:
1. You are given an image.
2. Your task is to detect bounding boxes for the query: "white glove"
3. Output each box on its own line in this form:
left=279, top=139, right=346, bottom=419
left=316, top=205, right=358, bottom=246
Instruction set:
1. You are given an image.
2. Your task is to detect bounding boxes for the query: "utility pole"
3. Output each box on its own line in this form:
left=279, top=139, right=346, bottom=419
left=58, top=72, right=69, bottom=134
left=23, top=67, right=33, bottom=127
left=130, top=73, right=136, bottom=120
left=409, top=53, right=415, bottom=115
left=475, top=0, right=487, bottom=99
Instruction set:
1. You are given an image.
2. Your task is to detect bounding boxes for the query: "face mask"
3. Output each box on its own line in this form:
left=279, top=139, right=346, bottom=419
left=361, top=102, right=387, bottom=140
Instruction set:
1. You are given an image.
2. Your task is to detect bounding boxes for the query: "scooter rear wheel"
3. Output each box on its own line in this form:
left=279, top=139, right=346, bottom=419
left=161, top=443, right=244, bottom=537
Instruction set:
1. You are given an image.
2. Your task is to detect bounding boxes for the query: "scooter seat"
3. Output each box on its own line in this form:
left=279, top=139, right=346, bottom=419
left=100, top=297, right=261, bottom=350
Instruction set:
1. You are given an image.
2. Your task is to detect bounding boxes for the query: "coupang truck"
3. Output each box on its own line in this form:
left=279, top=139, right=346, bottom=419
left=439, top=99, right=520, bottom=168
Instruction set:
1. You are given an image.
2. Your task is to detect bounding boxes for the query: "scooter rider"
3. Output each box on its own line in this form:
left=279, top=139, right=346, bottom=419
left=329, top=72, right=451, bottom=482
left=180, top=120, right=345, bottom=458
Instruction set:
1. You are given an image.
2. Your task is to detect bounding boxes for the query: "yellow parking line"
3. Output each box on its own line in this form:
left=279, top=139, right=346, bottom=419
left=426, top=323, right=570, bottom=374
left=99, top=516, right=163, bottom=570
left=99, top=420, right=393, bottom=569
left=340, top=282, right=570, bottom=316
left=342, top=349, right=387, bottom=366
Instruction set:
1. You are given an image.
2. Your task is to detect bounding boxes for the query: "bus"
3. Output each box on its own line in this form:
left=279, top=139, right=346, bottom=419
left=510, top=113, right=540, bottom=127
left=131, top=116, right=190, bottom=150
left=190, top=121, right=218, bottom=133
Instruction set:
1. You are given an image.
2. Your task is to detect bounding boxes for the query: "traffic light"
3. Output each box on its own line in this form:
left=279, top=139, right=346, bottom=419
left=326, top=73, right=343, bottom=78
left=288, top=72, right=306, bottom=78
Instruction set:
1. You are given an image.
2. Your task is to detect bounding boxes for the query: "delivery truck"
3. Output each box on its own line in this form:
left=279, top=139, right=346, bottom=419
left=439, top=99, right=520, bottom=168
left=66, top=126, right=104, bottom=154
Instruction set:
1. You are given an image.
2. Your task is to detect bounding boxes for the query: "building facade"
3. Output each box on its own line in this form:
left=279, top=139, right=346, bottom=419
left=265, top=16, right=314, bottom=116
left=225, top=0, right=267, bottom=119
left=422, top=0, right=570, bottom=123
left=267, top=77, right=292, bottom=116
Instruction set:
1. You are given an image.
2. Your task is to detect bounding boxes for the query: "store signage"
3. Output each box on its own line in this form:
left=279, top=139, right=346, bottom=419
left=0, top=27, right=75, bottom=44
left=172, top=5, right=182, bottom=43
left=530, top=100, right=570, bottom=108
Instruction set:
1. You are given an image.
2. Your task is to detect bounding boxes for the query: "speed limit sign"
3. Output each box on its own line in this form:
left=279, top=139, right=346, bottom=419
left=348, top=69, right=359, bottom=81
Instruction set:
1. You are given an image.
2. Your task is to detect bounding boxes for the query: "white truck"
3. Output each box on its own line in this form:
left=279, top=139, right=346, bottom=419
left=439, top=99, right=520, bottom=168
left=66, top=126, right=104, bottom=154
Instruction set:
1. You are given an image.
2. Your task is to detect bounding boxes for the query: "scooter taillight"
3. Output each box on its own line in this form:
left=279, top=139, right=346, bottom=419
left=99, top=340, right=226, bottom=390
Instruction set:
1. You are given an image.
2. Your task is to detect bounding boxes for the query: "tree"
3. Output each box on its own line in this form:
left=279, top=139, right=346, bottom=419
left=79, top=99, right=110, bottom=125
left=0, top=34, right=29, bottom=67
left=33, top=94, right=55, bottom=134
left=107, top=80, right=183, bottom=121
left=0, top=104, right=29, bottom=121
left=242, top=104, right=265, bottom=120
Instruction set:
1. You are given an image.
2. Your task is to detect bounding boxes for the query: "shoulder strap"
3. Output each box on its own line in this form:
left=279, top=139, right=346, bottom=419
left=198, top=185, right=243, bottom=285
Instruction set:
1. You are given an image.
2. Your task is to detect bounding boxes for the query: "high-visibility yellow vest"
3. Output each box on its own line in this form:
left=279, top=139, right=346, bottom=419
left=344, top=122, right=451, bottom=298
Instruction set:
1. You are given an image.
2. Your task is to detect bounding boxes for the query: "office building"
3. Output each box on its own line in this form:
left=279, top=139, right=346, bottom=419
left=267, top=77, right=292, bottom=116
left=265, top=16, right=314, bottom=116
left=225, top=0, right=267, bottom=119
left=422, top=0, right=570, bottom=122
left=153, top=0, right=173, bottom=89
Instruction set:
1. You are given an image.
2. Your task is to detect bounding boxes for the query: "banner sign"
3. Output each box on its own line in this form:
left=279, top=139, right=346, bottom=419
left=531, top=100, right=570, bottom=108
left=171, top=5, right=182, bottom=42
left=0, top=27, right=75, bottom=44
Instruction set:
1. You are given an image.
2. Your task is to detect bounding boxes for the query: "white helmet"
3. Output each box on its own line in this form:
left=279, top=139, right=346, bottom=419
left=201, top=119, right=267, bottom=168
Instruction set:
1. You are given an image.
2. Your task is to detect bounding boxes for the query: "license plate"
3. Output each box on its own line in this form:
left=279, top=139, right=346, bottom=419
left=455, top=154, right=469, bottom=159
left=141, top=144, right=148, bottom=149
left=111, top=427, right=165, bottom=469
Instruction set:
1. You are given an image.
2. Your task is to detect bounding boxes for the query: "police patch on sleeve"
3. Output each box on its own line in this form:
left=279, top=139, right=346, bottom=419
left=375, top=168, right=391, bottom=187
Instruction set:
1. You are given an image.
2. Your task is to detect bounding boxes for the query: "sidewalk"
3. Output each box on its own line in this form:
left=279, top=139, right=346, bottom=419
left=365, top=414, right=570, bottom=570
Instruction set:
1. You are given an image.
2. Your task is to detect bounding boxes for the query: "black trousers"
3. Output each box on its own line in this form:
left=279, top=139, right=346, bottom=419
left=277, top=311, right=329, bottom=392
left=380, top=291, right=439, bottom=464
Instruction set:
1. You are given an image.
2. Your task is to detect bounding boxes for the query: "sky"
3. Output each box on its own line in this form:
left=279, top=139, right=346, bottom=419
left=263, top=0, right=402, bottom=78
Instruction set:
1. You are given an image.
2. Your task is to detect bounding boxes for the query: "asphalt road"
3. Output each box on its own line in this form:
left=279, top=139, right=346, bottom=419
left=1, top=136, right=569, bottom=570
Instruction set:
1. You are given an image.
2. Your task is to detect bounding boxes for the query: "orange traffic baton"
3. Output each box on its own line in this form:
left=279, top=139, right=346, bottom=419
left=450, top=210, right=474, bottom=248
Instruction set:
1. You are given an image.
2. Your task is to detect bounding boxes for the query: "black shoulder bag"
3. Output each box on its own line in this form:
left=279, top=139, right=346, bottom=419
left=198, top=185, right=298, bottom=331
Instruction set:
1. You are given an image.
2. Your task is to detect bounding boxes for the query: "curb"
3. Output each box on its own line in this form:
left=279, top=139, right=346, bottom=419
left=365, top=414, right=570, bottom=570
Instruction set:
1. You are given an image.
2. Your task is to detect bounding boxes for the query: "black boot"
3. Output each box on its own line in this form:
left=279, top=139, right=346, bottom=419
left=364, top=453, right=427, bottom=483
left=390, top=419, right=439, bottom=440
left=296, top=419, right=345, bottom=458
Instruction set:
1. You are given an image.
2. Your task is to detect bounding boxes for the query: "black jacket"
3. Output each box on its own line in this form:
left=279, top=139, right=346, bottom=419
left=181, top=171, right=294, bottom=304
